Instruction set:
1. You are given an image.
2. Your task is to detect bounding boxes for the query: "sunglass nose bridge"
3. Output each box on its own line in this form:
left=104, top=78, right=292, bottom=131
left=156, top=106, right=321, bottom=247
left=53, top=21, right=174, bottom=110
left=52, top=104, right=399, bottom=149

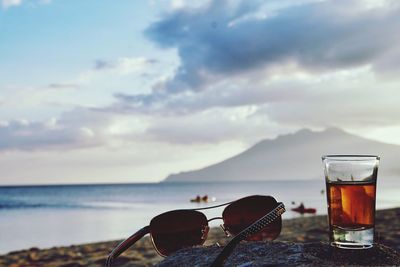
left=220, top=224, right=231, bottom=237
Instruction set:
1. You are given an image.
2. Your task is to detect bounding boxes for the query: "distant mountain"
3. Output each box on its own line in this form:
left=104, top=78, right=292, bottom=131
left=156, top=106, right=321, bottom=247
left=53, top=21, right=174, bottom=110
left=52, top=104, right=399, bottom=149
left=163, top=128, right=400, bottom=182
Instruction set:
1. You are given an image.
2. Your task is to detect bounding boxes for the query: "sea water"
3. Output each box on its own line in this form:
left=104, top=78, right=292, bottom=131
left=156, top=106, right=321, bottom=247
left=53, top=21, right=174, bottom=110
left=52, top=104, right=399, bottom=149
left=0, top=180, right=399, bottom=254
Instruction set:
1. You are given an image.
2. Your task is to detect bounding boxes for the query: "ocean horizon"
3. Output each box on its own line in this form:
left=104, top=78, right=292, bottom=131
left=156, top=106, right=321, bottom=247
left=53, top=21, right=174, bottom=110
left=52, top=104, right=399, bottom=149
left=1, top=179, right=399, bottom=254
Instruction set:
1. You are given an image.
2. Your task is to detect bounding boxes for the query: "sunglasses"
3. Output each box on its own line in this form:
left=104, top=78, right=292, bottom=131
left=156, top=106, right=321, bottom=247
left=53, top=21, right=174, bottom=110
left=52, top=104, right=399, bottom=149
left=106, top=195, right=285, bottom=267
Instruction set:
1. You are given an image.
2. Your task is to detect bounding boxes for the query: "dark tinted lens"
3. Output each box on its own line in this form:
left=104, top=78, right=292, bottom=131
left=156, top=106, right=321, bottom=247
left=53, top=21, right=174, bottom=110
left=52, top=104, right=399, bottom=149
left=150, top=210, right=208, bottom=256
left=222, top=195, right=282, bottom=241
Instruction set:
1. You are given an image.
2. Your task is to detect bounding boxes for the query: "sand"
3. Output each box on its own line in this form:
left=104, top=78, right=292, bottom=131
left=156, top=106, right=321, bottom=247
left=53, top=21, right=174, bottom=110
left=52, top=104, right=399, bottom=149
left=1, top=208, right=399, bottom=267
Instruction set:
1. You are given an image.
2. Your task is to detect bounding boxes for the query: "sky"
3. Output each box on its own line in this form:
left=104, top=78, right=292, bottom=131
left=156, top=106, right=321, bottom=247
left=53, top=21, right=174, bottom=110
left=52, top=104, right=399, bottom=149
left=1, top=0, right=400, bottom=185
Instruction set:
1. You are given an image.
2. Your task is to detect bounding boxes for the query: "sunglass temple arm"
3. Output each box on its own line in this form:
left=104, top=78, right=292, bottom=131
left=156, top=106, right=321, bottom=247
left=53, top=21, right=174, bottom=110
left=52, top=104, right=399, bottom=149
left=105, top=225, right=150, bottom=267
left=210, top=202, right=286, bottom=267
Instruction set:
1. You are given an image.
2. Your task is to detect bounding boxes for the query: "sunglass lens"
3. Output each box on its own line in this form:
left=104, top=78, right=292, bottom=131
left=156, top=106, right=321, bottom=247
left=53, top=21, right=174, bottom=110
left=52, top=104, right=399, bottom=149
left=150, top=210, right=208, bottom=256
left=222, top=195, right=282, bottom=241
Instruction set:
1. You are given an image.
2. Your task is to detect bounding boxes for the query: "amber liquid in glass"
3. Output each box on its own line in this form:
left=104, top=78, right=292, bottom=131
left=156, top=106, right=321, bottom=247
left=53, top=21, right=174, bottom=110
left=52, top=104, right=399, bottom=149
left=326, top=181, right=376, bottom=247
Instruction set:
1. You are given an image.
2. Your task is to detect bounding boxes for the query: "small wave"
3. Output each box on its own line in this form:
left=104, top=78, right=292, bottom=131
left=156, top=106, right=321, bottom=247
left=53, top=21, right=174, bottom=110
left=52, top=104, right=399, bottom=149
left=79, top=201, right=141, bottom=209
left=0, top=201, right=79, bottom=210
left=0, top=202, right=48, bottom=209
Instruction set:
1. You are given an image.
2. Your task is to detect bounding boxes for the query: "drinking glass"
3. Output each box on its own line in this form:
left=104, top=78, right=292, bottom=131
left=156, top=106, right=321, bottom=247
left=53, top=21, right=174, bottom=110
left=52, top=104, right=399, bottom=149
left=322, top=155, right=379, bottom=249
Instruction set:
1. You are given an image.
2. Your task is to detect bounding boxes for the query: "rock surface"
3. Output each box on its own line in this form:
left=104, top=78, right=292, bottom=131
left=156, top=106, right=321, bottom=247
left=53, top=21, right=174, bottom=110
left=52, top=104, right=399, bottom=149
left=157, top=241, right=400, bottom=267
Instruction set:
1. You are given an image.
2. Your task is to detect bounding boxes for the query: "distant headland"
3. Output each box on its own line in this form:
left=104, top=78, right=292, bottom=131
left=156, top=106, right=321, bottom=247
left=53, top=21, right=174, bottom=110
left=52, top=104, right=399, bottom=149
left=163, top=128, right=400, bottom=182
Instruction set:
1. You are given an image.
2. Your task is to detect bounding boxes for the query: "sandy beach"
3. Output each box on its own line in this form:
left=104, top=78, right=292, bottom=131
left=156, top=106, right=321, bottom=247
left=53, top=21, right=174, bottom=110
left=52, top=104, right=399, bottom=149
left=1, top=208, right=399, bottom=267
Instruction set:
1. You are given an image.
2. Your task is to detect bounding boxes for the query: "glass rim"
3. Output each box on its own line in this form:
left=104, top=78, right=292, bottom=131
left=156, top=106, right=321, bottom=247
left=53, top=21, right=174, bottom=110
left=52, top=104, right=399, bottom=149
left=322, top=155, right=380, bottom=161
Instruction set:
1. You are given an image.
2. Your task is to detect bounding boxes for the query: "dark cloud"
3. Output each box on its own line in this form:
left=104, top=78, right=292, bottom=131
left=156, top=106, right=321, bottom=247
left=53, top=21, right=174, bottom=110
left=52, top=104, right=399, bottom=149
left=145, top=0, right=400, bottom=93
left=94, top=60, right=116, bottom=70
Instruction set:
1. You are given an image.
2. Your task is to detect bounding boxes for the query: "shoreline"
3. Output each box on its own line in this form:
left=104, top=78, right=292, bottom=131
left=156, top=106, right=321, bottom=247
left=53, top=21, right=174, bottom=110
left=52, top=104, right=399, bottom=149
left=1, top=208, right=399, bottom=266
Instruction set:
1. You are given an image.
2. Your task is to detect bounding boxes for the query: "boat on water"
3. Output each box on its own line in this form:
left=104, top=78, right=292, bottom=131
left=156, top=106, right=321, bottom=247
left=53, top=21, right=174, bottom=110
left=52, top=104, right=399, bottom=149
left=291, top=203, right=316, bottom=214
left=190, top=195, right=216, bottom=203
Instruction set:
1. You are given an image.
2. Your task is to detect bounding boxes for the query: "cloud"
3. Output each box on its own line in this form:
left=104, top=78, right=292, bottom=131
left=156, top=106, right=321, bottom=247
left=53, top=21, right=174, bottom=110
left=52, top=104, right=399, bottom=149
left=2, top=0, right=21, bottom=8
left=0, top=109, right=115, bottom=151
left=2, top=0, right=51, bottom=8
left=0, top=119, right=91, bottom=150
left=144, top=0, right=400, bottom=94
left=4, top=0, right=400, bottom=150
left=47, top=83, right=80, bottom=90
left=262, top=69, right=400, bottom=129
left=102, top=0, right=400, bottom=136
left=140, top=106, right=290, bottom=144
left=108, top=63, right=400, bottom=144
left=78, top=57, right=158, bottom=83
left=93, top=57, right=157, bottom=74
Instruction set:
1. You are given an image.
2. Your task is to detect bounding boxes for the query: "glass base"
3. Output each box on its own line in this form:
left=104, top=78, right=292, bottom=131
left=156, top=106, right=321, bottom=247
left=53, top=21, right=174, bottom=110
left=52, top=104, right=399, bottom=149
left=330, top=226, right=374, bottom=249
